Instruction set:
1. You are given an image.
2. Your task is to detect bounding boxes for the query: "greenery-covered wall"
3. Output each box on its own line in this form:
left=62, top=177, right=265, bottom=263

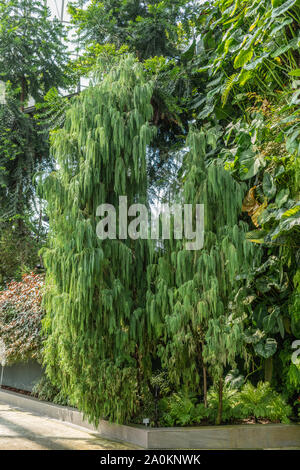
left=0, top=273, right=44, bottom=365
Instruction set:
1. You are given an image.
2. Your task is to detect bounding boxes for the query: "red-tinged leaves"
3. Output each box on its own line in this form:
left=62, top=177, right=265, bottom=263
left=0, top=272, right=45, bottom=364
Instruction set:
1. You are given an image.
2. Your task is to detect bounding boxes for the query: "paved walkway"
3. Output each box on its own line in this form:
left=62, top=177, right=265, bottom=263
left=0, top=401, right=138, bottom=450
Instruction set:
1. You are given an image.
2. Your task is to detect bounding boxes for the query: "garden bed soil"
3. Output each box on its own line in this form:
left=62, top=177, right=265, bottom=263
left=0, top=385, right=32, bottom=397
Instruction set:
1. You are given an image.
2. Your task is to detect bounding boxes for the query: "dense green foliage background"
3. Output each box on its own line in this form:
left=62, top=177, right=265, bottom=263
left=0, top=0, right=299, bottom=426
left=0, top=0, right=70, bottom=283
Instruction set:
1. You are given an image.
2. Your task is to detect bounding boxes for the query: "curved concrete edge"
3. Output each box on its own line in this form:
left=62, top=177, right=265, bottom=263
left=0, top=389, right=148, bottom=448
left=0, top=389, right=299, bottom=449
left=147, top=423, right=300, bottom=449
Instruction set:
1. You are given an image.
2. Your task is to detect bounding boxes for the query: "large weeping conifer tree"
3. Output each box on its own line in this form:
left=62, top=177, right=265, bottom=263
left=147, top=129, right=261, bottom=423
left=42, top=55, right=155, bottom=423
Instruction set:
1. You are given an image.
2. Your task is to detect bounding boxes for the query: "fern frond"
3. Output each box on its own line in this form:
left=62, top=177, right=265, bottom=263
left=222, top=73, right=238, bottom=106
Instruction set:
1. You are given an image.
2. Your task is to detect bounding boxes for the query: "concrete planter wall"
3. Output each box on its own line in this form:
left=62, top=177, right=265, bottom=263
left=0, top=389, right=299, bottom=449
left=1, top=361, right=43, bottom=392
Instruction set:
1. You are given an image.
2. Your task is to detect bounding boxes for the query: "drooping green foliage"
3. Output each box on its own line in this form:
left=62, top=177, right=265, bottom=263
left=68, top=1, right=198, bottom=201
left=39, top=0, right=300, bottom=424
left=41, top=55, right=155, bottom=424
left=147, top=129, right=261, bottom=422
left=1, top=0, right=299, bottom=426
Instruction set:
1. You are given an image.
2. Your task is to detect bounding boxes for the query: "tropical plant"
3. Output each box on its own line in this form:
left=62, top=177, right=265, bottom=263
left=158, top=381, right=292, bottom=426
left=159, top=392, right=209, bottom=427
left=186, top=0, right=300, bottom=393
left=0, top=0, right=70, bottom=222
left=147, top=128, right=261, bottom=424
left=69, top=0, right=195, bottom=60
left=236, top=381, right=292, bottom=423
left=1, top=0, right=299, bottom=427
left=32, top=375, right=71, bottom=406
left=41, top=55, right=155, bottom=424
left=0, top=0, right=69, bottom=104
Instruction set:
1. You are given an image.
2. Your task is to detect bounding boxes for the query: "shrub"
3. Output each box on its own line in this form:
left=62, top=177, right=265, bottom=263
left=32, top=375, right=71, bottom=407
left=0, top=272, right=44, bottom=364
left=0, top=222, right=41, bottom=286
left=206, top=385, right=246, bottom=423
left=158, top=382, right=292, bottom=426
left=131, top=371, right=172, bottom=426
left=236, top=382, right=292, bottom=424
left=159, top=393, right=209, bottom=427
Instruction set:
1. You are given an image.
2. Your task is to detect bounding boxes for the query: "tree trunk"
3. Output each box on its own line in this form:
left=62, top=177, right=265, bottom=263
left=203, top=365, right=207, bottom=408
left=216, top=378, right=223, bottom=425
left=264, top=357, right=273, bottom=383
left=20, top=76, right=26, bottom=112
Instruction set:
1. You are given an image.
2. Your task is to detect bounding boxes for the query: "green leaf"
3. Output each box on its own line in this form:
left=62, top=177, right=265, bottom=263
left=234, top=48, right=254, bottom=69
left=239, top=150, right=265, bottom=180
left=254, top=338, right=277, bottom=358
left=271, top=17, right=293, bottom=36
left=290, top=90, right=300, bottom=105
left=271, top=0, right=297, bottom=18
left=253, top=305, right=268, bottom=329
left=246, top=229, right=268, bottom=240
left=263, top=308, right=280, bottom=334
left=274, top=165, right=285, bottom=178
left=271, top=215, right=300, bottom=239
left=275, top=188, right=289, bottom=207
left=277, top=316, right=285, bottom=339
left=245, top=52, right=270, bottom=70
left=271, top=38, right=298, bottom=58
left=263, top=172, right=277, bottom=199
left=282, top=204, right=300, bottom=218
left=225, top=369, right=244, bottom=389
left=244, top=328, right=264, bottom=344
left=288, top=68, right=300, bottom=77
left=181, top=41, right=196, bottom=63
left=222, top=73, right=238, bottom=105
left=239, top=69, right=252, bottom=86
left=197, top=104, right=215, bottom=119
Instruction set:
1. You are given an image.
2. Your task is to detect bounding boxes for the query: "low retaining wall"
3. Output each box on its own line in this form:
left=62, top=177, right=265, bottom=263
left=1, top=361, right=43, bottom=392
left=0, top=389, right=299, bottom=449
